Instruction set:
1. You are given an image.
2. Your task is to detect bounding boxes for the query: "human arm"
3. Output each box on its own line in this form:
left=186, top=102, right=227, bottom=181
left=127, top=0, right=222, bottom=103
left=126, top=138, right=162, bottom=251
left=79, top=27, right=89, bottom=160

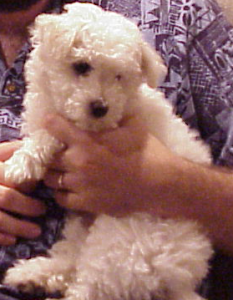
left=0, top=142, right=45, bottom=246
left=44, top=114, right=233, bottom=254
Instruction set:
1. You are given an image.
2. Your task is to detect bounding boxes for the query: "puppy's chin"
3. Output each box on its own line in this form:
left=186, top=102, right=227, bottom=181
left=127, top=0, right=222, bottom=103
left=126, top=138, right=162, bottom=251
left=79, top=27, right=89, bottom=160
left=74, top=119, right=119, bottom=132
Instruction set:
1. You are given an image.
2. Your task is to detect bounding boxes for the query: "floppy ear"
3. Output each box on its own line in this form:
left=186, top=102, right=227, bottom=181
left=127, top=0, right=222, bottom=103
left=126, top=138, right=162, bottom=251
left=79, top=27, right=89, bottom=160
left=30, top=14, right=58, bottom=46
left=63, top=2, right=103, bottom=17
left=141, top=42, right=167, bottom=88
left=30, top=13, right=77, bottom=59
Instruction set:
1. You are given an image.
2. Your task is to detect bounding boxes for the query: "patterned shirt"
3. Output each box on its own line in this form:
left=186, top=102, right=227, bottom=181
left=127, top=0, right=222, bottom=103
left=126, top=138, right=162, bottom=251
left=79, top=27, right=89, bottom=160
left=0, top=0, right=232, bottom=299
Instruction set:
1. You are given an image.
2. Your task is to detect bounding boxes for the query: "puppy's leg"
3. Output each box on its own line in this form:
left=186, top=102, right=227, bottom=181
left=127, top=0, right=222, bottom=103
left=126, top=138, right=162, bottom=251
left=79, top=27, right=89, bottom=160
left=64, top=214, right=211, bottom=300
left=4, top=129, right=63, bottom=184
left=63, top=214, right=160, bottom=300
left=4, top=214, right=88, bottom=296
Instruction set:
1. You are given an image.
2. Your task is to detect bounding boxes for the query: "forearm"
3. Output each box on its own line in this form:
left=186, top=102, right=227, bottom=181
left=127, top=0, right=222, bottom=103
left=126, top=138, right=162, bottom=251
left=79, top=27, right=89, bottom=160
left=146, top=157, right=233, bottom=254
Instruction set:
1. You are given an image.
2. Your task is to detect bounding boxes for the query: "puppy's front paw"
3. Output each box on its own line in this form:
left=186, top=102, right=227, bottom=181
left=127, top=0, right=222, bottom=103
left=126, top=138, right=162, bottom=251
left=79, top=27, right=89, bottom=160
left=4, top=152, right=45, bottom=184
left=4, top=258, right=67, bottom=296
left=4, top=262, right=44, bottom=294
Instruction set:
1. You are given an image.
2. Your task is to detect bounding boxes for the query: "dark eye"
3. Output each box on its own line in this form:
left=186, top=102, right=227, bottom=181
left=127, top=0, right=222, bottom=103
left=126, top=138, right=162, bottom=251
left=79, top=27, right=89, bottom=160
left=116, top=74, right=122, bottom=81
left=73, top=62, right=93, bottom=76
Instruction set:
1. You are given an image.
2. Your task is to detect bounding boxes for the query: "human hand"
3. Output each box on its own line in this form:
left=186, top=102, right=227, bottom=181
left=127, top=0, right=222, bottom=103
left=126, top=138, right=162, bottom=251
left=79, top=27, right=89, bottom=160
left=44, top=114, right=179, bottom=216
left=0, top=141, right=46, bottom=245
left=42, top=114, right=233, bottom=254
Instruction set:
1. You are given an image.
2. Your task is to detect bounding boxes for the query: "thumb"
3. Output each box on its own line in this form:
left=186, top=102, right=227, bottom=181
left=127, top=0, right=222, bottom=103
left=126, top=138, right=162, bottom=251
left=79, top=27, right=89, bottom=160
left=91, top=115, right=148, bottom=154
left=0, top=141, right=22, bottom=162
left=44, top=114, right=94, bottom=146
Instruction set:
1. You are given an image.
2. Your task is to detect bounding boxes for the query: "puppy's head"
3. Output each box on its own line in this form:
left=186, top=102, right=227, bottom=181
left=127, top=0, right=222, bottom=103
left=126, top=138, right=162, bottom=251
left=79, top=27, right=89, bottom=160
left=28, top=3, right=166, bottom=131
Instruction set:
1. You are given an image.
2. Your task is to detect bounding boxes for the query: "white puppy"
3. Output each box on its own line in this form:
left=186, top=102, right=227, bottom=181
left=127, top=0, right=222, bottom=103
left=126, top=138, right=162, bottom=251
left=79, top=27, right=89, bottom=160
left=4, top=3, right=213, bottom=300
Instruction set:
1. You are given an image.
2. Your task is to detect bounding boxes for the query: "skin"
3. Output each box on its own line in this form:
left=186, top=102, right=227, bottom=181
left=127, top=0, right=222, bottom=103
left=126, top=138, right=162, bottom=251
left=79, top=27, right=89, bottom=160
left=0, top=0, right=51, bottom=67
left=0, top=0, right=233, bottom=257
left=0, top=0, right=51, bottom=245
left=0, top=0, right=50, bottom=28
left=43, top=114, right=233, bottom=254
left=0, top=142, right=45, bottom=246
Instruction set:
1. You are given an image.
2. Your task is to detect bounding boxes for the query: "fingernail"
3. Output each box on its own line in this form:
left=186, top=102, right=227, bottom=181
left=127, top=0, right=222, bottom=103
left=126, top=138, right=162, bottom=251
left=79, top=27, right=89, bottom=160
left=5, top=236, right=16, bottom=245
left=28, top=226, right=41, bottom=238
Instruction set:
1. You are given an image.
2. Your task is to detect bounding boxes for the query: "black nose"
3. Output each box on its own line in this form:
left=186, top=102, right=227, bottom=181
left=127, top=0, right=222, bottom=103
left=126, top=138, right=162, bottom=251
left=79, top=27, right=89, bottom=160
left=89, top=100, right=109, bottom=118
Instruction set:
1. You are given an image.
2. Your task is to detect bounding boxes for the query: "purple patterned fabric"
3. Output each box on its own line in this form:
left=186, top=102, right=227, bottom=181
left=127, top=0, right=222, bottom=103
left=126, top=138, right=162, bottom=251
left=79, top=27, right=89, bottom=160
left=0, top=0, right=233, bottom=299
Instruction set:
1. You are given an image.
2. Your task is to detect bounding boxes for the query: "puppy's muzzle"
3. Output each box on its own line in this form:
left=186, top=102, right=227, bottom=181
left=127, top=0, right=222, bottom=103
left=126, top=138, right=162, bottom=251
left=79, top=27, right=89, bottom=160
left=90, top=99, right=109, bottom=118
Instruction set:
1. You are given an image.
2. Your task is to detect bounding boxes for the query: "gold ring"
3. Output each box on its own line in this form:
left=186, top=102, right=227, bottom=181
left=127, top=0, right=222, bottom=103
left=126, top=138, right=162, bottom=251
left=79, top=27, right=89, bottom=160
left=58, top=174, right=64, bottom=189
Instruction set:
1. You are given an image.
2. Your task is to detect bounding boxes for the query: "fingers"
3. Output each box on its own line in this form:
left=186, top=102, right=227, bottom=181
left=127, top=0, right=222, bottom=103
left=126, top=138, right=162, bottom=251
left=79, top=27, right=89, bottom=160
left=44, top=170, right=92, bottom=192
left=0, top=185, right=46, bottom=245
left=45, top=163, right=109, bottom=192
left=54, top=190, right=101, bottom=213
left=44, top=114, right=146, bottom=152
left=0, top=185, right=46, bottom=217
left=0, top=141, right=47, bottom=246
left=44, top=114, right=94, bottom=146
left=45, top=169, right=104, bottom=212
left=45, top=116, right=146, bottom=174
left=93, top=116, right=147, bottom=153
left=0, top=141, right=22, bottom=162
left=44, top=170, right=66, bottom=190
left=0, top=142, right=23, bottom=188
left=54, top=188, right=129, bottom=216
left=43, top=114, right=148, bottom=216
left=0, top=211, right=42, bottom=244
left=45, top=168, right=128, bottom=215
left=0, top=232, right=16, bottom=246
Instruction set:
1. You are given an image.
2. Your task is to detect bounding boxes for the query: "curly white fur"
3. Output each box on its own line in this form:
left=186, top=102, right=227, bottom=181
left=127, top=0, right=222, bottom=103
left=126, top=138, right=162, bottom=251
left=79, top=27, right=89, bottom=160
left=4, top=3, right=213, bottom=300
